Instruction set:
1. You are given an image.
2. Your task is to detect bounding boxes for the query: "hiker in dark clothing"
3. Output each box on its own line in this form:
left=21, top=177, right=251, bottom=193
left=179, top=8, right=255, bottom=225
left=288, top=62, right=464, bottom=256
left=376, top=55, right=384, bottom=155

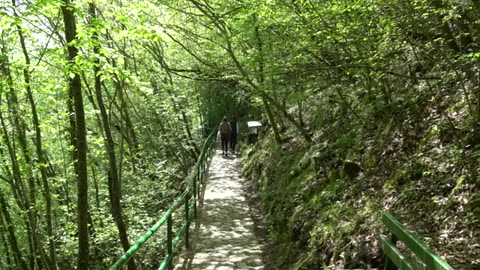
left=218, top=117, right=232, bottom=156
left=230, top=116, right=238, bottom=154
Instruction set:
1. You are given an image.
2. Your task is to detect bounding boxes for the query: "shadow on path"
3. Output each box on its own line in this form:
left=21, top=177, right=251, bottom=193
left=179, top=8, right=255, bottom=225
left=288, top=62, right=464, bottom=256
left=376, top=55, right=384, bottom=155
left=174, top=146, right=266, bottom=270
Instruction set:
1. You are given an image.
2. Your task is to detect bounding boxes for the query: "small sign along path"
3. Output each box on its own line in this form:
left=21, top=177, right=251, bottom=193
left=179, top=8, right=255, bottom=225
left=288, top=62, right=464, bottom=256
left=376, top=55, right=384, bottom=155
left=174, top=146, right=265, bottom=270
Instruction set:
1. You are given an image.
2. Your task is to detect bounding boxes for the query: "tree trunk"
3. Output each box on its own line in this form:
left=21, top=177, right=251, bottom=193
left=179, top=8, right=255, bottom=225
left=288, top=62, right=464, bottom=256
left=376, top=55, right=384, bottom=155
left=11, top=1, right=57, bottom=267
left=0, top=190, right=28, bottom=270
left=144, top=43, right=200, bottom=159
left=165, top=75, right=200, bottom=158
left=0, top=111, right=34, bottom=270
left=0, top=44, right=44, bottom=270
left=253, top=13, right=282, bottom=144
left=89, top=4, right=135, bottom=270
left=61, top=1, right=89, bottom=269
left=165, top=85, right=200, bottom=160
left=0, top=216, right=12, bottom=269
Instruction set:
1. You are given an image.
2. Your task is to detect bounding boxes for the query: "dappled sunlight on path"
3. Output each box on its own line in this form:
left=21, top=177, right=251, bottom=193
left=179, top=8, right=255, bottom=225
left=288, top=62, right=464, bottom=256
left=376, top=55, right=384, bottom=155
left=174, top=145, right=265, bottom=270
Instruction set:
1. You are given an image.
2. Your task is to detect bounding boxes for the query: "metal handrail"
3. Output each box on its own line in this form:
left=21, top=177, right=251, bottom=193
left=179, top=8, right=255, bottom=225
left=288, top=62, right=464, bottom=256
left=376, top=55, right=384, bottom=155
left=109, top=131, right=217, bottom=270
left=380, top=212, right=453, bottom=270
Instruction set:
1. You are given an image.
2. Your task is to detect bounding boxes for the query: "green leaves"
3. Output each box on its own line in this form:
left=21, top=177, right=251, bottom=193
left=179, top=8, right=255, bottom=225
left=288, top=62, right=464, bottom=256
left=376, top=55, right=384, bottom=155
left=471, top=150, right=480, bottom=158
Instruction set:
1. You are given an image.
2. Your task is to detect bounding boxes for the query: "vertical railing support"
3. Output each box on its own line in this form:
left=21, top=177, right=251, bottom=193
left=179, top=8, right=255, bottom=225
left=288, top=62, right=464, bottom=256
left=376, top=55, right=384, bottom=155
left=384, top=233, right=398, bottom=270
left=200, top=156, right=204, bottom=185
left=193, top=171, right=197, bottom=219
left=196, top=164, right=201, bottom=198
left=167, top=214, right=173, bottom=270
left=185, top=196, right=190, bottom=250
left=202, top=159, right=204, bottom=181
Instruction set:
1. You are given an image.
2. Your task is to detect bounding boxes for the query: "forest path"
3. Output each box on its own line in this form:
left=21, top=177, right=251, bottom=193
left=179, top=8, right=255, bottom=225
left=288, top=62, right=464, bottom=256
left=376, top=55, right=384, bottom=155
left=173, top=144, right=265, bottom=270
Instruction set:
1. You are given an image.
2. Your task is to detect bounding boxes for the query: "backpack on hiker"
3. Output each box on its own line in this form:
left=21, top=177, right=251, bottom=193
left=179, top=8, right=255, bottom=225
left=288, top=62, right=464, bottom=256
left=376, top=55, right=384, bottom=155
left=219, top=121, right=232, bottom=136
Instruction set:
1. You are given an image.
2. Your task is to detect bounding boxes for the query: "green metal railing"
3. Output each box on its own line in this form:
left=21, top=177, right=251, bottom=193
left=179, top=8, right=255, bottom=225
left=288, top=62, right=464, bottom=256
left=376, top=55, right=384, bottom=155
left=380, top=212, right=453, bottom=270
left=109, top=131, right=217, bottom=270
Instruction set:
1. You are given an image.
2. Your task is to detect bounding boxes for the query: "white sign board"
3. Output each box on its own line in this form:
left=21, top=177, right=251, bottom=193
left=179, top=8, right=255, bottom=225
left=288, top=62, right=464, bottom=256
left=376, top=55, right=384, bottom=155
left=247, top=121, right=262, bottom=128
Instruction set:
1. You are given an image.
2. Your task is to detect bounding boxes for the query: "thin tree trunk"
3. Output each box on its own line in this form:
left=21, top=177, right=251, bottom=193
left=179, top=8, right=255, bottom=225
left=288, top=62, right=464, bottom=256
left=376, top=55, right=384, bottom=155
left=263, top=94, right=312, bottom=142
left=89, top=4, right=135, bottom=270
left=157, top=116, right=189, bottom=173
left=165, top=86, right=199, bottom=160
left=0, top=112, right=34, bottom=270
left=0, top=216, right=12, bottom=269
left=0, top=44, right=43, bottom=269
left=11, top=1, right=57, bottom=267
left=0, top=190, right=28, bottom=270
left=0, top=48, right=28, bottom=214
left=298, top=100, right=304, bottom=128
left=107, top=58, right=139, bottom=167
left=61, top=1, right=89, bottom=269
left=144, top=43, right=200, bottom=159
left=150, top=81, right=195, bottom=168
left=165, top=74, right=200, bottom=158
left=253, top=13, right=282, bottom=144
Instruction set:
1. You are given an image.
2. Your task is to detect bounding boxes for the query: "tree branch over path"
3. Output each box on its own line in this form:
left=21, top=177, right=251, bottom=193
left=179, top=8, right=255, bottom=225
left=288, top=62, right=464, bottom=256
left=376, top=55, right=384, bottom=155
left=186, top=0, right=312, bottom=142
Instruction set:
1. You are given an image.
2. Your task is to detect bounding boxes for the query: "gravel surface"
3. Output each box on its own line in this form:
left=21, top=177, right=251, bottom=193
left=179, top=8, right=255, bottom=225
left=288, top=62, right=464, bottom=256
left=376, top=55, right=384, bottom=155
left=174, top=146, right=271, bottom=270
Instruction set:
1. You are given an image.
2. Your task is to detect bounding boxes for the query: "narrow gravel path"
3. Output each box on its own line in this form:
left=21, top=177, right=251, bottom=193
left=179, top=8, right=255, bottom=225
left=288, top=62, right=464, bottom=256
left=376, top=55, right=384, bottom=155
left=173, top=145, right=265, bottom=270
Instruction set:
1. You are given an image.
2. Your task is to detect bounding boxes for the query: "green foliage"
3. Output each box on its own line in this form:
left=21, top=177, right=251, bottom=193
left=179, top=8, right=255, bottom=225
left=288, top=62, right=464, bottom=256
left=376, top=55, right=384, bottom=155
left=0, top=0, right=217, bottom=268
left=241, top=0, right=480, bottom=253
left=1, top=0, right=480, bottom=267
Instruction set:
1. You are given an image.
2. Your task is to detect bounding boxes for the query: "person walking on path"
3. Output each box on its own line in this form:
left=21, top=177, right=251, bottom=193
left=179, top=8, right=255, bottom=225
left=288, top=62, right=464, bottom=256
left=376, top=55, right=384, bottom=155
left=218, top=116, right=232, bottom=156
left=230, top=116, right=238, bottom=154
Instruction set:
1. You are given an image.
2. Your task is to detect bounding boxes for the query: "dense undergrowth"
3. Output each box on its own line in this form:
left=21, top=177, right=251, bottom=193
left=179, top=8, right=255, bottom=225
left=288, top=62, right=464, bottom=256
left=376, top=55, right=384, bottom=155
left=242, top=86, right=480, bottom=269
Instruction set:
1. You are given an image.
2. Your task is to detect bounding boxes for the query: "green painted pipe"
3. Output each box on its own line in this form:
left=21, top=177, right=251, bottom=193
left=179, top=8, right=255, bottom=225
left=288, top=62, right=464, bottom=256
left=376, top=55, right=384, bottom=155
left=108, top=208, right=173, bottom=270
left=158, top=217, right=190, bottom=270
left=167, top=214, right=173, bottom=270
left=157, top=254, right=171, bottom=270
left=185, top=196, right=189, bottom=249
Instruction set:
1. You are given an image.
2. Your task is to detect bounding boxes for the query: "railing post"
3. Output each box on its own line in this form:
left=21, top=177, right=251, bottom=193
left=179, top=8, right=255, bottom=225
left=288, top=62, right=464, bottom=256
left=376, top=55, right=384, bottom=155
left=197, top=164, right=201, bottom=198
left=193, top=171, right=197, bottom=219
left=185, top=196, right=190, bottom=249
left=200, top=156, right=204, bottom=184
left=384, top=233, right=398, bottom=270
left=167, top=214, right=173, bottom=270
left=202, top=154, right=206, bottom=182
